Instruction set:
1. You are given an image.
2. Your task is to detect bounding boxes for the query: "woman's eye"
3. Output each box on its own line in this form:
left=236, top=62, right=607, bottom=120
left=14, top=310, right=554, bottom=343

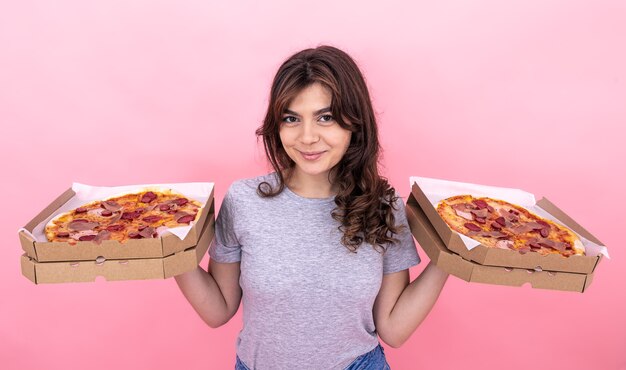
left=319, top=114, right=334, bottom=123
left=282, top=116, right=298, bottom=124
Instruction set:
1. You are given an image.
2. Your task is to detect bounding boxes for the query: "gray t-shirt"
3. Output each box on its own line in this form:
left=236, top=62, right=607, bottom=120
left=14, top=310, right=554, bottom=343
left=208, top=172, right=420, bottom=370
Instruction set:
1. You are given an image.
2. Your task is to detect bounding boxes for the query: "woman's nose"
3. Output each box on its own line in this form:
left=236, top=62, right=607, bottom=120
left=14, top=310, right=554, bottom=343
left=299, top=121, right=320, bottom=144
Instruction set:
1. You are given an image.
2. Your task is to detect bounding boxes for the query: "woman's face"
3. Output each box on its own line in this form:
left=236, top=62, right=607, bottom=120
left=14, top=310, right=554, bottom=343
left=279, top=82, right=352, bottom=183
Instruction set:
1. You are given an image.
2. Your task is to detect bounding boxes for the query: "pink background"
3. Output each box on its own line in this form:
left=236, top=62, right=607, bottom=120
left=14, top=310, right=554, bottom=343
left=1, top=1, right=625, bottom=369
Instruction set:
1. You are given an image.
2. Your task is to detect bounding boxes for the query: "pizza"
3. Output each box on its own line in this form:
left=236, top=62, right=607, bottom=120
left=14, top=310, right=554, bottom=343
left=437, top=195, right=584, bottom=257
left=45, top=188, right=203, bottom=244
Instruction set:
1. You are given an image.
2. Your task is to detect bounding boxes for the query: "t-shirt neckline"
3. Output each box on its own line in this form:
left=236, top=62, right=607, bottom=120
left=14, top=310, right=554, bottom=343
left=283, top=184, right=336, bottom=204
left=272, top=173, right=336, bottom=204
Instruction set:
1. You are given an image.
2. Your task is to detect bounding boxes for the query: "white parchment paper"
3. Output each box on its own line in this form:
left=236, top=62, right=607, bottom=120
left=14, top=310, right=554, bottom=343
left=410, top=176, right=609, bottom=258
left=22, top=182, right=214, bottom=242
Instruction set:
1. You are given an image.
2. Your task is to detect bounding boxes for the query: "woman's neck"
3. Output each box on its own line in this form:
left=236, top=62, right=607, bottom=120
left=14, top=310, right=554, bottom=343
left=283, top=168, right=338, bottom=199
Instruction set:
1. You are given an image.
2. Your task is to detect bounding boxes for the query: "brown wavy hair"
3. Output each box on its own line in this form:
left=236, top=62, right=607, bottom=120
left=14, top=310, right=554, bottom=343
left=255, top=45, right=403, bottom=253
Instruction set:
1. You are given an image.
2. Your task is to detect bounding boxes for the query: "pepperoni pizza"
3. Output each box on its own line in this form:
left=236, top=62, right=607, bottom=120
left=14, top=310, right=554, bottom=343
left=437, top=195, right=584, bottom=257
left=45, top=189, right=203, bottom=244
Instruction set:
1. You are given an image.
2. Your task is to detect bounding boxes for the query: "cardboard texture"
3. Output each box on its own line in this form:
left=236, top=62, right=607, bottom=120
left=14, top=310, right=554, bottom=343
left=19, top=187, right=214, bottom=262
left=406, top=194, right=593, bottom=292
left=20, top=208, right=214, bottom=284
left=410, top=182, right=603, bottom=274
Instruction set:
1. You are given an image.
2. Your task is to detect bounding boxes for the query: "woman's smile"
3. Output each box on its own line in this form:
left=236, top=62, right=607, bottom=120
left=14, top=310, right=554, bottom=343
left=298, top=150, right=326, bottom=161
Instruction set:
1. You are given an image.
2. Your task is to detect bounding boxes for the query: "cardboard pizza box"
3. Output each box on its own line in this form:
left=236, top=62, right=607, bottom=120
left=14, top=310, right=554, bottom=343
left=19, top=186, right=214, bottom=262
left=406, top=194, right=593, bottom=293
left=410, top=180, right=604, bottom=274
left=20, top=207, right=215, bottom=284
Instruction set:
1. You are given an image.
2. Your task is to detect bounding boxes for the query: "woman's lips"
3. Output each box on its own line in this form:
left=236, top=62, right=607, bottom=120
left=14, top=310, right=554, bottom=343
left=299, top=151, right=325, bottom=161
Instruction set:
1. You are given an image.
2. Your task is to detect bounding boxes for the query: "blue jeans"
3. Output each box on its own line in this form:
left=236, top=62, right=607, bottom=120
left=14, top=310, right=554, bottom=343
left=344, top=343, right=391, bottom=370
left=234, top=343, right=390, bottom=370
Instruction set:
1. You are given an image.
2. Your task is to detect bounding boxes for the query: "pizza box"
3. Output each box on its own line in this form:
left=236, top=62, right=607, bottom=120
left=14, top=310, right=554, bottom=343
left=20, top=206, right=215, bottom=284
left=410, top=179, right=605, bottom=274
left=19, top=185, right=214, bottom=262
left=406, top=194, right=593, bottom=292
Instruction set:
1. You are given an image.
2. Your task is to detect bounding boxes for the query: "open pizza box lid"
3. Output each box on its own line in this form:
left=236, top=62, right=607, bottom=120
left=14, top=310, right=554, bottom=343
left=410, top=177, right=607, bottom=274
left=18, top=183, right=214, bottom=262
left=20, top=206, right=215, bottom=284
left=406, top=194, right=594, bottom=293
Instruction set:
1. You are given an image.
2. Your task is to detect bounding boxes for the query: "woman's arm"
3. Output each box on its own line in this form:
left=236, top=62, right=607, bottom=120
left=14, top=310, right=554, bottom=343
left=174, top=258, right=242, bottom=328
left=373, top=262, right=449, bottom=348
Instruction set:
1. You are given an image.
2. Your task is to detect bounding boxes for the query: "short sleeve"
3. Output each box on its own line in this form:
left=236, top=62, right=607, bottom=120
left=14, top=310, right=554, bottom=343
left=208, top=185, right=242, bottom=263
left=383, top=194, right=421, bottom=274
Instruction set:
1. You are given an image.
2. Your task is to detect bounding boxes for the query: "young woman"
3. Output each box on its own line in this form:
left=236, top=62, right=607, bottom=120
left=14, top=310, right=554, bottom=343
left=174, top=45, right=449, bottom=370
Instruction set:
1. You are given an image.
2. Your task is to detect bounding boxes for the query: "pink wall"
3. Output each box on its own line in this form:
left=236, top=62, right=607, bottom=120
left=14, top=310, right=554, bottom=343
left=2, top=1, right=625, bottom=369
